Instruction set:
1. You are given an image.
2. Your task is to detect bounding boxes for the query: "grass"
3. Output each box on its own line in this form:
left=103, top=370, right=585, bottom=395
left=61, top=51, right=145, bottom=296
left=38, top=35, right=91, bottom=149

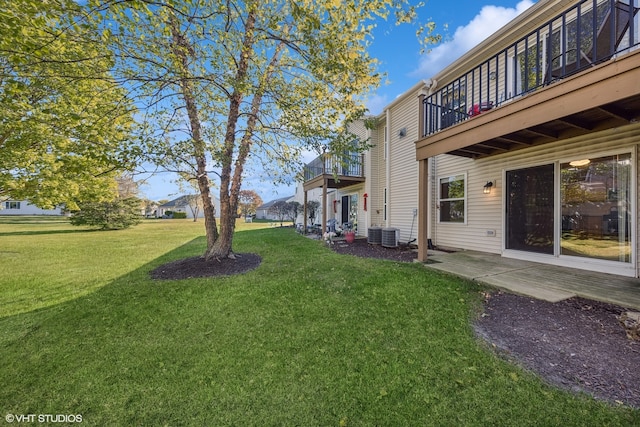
left=1, top=217, right=638, bottom=426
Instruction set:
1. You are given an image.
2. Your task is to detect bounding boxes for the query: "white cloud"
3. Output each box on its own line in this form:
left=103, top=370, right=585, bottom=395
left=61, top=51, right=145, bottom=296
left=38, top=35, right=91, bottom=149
left=412, top=1, right=535, bottom=78
left=365, top=93, right=390, bottom=116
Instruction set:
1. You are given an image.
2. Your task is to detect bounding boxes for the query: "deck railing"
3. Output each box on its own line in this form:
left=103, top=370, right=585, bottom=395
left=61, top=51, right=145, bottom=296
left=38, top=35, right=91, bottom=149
left=422, top=0, right=639, bottom=137
left=303, top=152, right=364, bottom=182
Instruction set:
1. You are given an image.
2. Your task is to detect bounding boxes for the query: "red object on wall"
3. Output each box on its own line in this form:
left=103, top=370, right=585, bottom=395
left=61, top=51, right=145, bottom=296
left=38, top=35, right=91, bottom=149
left=363, top=193, right=368, bottom=211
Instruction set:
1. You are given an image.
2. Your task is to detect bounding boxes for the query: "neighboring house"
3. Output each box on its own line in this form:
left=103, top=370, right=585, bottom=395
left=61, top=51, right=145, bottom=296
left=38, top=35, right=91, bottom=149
left=156, top=194, right=220, bottom=219
left=0, top=200, right=64, bottom=216
left=255, top=195, right=295, bottom=220
left=301, top=80, right=424, bottom=241
left=303, top=0, right=640, bottom=278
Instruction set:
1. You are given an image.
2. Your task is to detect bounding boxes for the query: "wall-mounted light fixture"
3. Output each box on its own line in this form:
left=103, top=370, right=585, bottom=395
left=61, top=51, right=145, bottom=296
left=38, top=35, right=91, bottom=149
left=398, top=128, right=407, bottom=138
left=489, top=71, right=497, bottom=81
left=483, top=181, right=494, bottom=194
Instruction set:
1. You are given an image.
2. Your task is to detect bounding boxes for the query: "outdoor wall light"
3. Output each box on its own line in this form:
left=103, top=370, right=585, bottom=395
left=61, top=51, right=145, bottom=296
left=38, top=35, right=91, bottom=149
left=483, top=181, right=494, bottom=194
left=489, top=71, right=497, bottom=80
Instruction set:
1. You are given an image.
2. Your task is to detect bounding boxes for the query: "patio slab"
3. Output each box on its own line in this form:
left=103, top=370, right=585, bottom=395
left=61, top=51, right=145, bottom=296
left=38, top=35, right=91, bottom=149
left=422, top=250, right=640, bottom=309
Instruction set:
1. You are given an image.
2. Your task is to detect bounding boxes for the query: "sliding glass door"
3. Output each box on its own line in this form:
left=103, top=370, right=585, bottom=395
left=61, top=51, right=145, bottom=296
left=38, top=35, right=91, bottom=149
left=561, top=154, right=632, bottom=262
left=506, top=164, right=555, bottom=254
left=505, top=152, right=632, bottom=265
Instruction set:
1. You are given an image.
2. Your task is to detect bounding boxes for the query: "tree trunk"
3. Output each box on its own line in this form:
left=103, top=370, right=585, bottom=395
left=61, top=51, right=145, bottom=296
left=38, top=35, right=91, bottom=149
left=168, top=14, right=219, bottom=252
left=205, top=193, right=235, bottom=260
left=203, top=9, right=259, bottom=260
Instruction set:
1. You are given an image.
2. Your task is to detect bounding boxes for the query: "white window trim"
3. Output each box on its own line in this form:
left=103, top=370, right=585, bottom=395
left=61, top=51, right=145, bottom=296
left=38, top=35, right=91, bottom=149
left=437, top=172, right=467, bottom=225
left=383, top=126, right=388, bottom=160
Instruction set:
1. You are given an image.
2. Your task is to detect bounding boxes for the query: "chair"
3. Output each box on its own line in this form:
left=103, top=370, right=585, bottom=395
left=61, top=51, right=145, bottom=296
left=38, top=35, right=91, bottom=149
left=545, top=0, right=639, bottom=84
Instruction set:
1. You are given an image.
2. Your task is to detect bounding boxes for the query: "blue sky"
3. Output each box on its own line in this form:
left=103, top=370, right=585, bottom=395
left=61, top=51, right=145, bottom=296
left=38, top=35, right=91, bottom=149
left=141, top=0, right=537, bottom=203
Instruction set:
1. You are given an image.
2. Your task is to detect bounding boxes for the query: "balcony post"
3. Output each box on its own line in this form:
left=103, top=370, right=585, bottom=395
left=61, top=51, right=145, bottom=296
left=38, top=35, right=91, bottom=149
left=417, top=157, right=430, bottom=262
left=418, top=93, right=425, bottom=138
left=321, top=178, right=328, bottom=237
left=303, top=190, right=308, bottom=233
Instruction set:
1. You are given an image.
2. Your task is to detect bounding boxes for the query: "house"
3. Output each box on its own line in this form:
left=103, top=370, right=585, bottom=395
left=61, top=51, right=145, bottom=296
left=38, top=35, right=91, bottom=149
left=0, top=200, right=64, bottom=216
left=303, top=0, right=640, bottom=278
left=156, top=194, right=220, bottom=219
left=301, top=79, right=424, bottom=243
left=414, top=0, right=640, bottom=277
left=255, top=195, right=295, bottom=220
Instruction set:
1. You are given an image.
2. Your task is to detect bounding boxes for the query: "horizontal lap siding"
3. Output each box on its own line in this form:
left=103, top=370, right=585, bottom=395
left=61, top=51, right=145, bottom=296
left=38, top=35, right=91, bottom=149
left=369, top=125, right=385, bottom=227
left=432, top=124, right=640, bottom=256
left=388, top=95, right=420, bottom=243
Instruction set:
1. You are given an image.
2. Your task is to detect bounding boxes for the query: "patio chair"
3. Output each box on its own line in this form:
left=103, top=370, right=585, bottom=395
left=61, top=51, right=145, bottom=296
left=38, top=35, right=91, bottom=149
left=545, top=0, right=639, bottom=84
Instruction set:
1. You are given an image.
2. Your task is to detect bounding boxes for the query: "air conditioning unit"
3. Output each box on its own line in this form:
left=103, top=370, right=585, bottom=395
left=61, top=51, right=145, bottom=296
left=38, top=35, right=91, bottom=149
left=381, top=228, right=399, bottom=248
left=367, top=227, right=383, bottom=245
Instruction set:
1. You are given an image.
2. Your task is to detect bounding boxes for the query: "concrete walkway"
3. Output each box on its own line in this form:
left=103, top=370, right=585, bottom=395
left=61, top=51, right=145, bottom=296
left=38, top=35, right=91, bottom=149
left=422, top=250, right=640, bottom=310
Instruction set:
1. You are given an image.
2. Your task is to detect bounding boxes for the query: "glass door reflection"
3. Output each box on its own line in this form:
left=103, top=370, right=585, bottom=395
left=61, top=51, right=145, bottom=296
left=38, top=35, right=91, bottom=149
left=561, top=154, right=631, bottom=263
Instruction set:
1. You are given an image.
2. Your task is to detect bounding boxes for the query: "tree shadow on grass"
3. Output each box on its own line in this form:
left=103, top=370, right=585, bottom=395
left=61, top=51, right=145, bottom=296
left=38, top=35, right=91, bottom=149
left=0, top=229, right=100, bottom=237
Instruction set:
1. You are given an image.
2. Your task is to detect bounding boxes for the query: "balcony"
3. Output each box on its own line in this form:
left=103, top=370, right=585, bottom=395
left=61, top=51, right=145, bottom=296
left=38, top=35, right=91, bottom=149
left=416, top=0, right=640, bottom=160
left=303, top=152, right=365, bottom=191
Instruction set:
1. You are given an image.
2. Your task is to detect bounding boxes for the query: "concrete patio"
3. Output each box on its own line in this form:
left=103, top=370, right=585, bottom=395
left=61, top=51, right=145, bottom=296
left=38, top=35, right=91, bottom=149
left=421, top=250, right=640, bottom=310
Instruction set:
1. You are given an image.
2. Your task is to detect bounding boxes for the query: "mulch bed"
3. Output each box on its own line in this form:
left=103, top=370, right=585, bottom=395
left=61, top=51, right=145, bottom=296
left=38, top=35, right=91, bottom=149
left=150, top=253, right=261, bottom=280
left=474, top=292, right=640, bottom=408
left=329, top=237, right=417, bottom=262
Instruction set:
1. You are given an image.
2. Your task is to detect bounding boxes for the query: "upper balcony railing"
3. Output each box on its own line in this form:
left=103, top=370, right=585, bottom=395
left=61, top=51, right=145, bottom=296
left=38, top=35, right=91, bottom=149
left=422, top=0, right=640, bottom=137
left=303, top=152, right=364, bottom=182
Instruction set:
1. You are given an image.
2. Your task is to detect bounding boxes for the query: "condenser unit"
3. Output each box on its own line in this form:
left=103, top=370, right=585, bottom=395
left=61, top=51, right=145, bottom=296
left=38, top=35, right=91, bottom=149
left=367, top=227, right=383, bottom=245
left=381, top=228, right=399, bottom=248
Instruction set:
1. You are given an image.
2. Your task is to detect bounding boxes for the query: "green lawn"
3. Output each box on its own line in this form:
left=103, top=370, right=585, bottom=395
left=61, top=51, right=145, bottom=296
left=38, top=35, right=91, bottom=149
left=1, top=217, right=638, bottom=426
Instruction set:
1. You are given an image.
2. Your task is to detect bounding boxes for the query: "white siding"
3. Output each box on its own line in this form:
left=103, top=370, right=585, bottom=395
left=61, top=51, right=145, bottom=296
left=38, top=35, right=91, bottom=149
left=387, top=93, right=420, bottom=243
left=0, top=200, right=63, bottom=216
left=368, top=123, right=385, bottom=227
left=432, top=124, right=640, bottom=268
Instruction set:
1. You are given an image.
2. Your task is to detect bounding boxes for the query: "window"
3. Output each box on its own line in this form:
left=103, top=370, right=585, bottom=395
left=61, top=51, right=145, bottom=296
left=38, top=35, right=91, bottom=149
left=383, top=188, right=387, bottom=221
left=439, top=174, right=465, bottom=223
left=5, top=201, right=20, bottom=210
left=383, top=126, right=388, bottom=160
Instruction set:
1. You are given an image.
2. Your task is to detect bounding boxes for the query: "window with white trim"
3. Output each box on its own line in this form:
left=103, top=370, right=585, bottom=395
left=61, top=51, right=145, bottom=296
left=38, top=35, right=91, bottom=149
left=5, top=201, right=20, bottom=210
left=383, top=126, right=388, bottom=160
left=383, top=188, right=387, bottom=221
left=438, top=174, right=465, bottom=223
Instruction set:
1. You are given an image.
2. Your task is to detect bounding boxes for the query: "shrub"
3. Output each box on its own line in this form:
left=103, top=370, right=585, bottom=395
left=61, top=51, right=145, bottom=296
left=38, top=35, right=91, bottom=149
left=70, top=197, right=142, bottom=230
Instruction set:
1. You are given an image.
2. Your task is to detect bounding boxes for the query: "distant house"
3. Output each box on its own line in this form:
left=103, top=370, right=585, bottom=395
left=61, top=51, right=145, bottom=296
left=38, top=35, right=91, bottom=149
left=156, top=194, right=220, bottom=219
left=0, top=200, right=64, bottom=216
left=255, top=195, right=294, bottom=220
